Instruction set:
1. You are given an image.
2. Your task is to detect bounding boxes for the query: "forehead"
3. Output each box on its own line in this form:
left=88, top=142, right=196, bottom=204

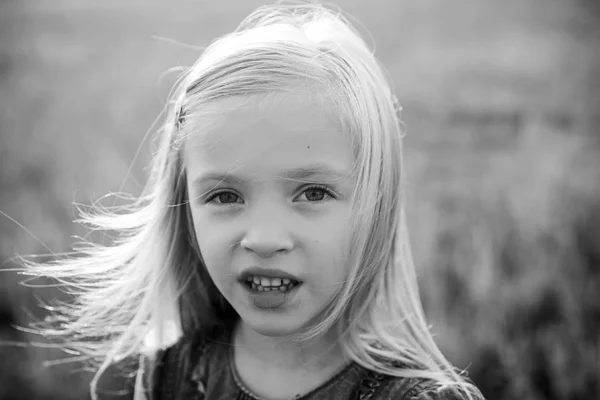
left=183, top=93, right=355, bottom=180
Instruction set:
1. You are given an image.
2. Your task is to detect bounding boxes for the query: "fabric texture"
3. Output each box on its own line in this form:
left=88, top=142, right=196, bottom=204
left=141, top=325, right=481, bottom=400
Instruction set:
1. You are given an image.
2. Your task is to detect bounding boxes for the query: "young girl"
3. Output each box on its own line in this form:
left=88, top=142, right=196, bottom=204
left=26, top=2, right=484, bottom=400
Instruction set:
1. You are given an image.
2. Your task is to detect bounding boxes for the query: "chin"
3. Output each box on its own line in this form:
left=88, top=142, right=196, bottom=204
left=243, top=314, right=307, bottom=338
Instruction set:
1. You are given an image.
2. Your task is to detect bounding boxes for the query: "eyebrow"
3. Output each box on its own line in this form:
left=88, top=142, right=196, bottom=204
left=192, top=164, right=352, bottom=187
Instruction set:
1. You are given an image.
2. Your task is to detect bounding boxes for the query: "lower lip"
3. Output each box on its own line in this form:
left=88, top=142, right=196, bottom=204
left=241, top=282, right=302, bottom=310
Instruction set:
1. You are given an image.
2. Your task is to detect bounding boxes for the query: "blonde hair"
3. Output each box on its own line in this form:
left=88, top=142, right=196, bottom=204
left=23, top=2, right=480, bottom=399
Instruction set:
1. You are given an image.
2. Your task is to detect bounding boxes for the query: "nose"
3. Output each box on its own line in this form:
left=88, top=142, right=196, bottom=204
left=240, top=210, right=294, bottom=258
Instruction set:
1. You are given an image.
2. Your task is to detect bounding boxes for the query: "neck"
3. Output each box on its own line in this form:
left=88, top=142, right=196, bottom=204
left=232, top=321, right=348, bottom=372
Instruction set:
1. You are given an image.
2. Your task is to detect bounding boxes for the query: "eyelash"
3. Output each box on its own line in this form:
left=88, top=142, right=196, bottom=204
left=204, top=185, right=337, bottom=205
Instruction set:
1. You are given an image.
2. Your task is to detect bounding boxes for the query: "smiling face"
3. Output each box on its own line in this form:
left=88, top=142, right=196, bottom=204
left=184, top=92, right=356, bottom=337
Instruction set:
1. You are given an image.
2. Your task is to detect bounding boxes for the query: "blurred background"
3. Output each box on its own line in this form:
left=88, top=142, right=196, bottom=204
left=1, top=0, right=599, bottom=399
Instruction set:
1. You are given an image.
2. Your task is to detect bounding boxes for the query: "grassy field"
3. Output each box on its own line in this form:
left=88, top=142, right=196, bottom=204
left=1, top=0, right=599, bottom=399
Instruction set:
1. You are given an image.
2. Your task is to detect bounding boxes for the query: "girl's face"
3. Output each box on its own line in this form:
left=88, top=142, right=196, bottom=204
left=184, top=93, right=355, bottom=337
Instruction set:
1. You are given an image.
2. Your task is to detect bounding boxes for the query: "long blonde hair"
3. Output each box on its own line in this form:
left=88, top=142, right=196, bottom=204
left=23, top=2, right=479, bottom=399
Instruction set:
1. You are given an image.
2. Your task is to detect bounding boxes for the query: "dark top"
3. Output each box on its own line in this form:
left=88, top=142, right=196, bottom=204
left=146, top=325, right=482, bottom=400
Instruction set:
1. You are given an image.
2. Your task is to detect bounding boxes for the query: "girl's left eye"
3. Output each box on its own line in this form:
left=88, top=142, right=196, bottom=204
left=296, top=185, right=337, bottom=202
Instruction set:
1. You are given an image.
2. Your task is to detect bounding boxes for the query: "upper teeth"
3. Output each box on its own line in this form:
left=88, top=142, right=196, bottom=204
left=247, top=276, right=292, bottom=286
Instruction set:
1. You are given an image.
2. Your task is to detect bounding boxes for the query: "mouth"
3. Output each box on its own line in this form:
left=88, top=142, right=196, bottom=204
left=238, top=267, right=303, bottom=289
left=240, top=277, right=303, bottom=310
left=241, top=276, right=301, bottom=293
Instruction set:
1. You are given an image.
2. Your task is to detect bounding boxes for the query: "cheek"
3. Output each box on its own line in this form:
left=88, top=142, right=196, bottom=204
left=324, top=213, right=352, bottom=248
left=190, top=206, right=224, bottom=245
left=191, top=218, right=231, bottom=274
left=310, top=217, right=352, bottom=270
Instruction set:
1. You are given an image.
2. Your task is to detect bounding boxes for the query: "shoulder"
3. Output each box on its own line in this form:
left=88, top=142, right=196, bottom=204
left=154, top=323, right=227, bottom=369
left=401, top=381, right=476, bottom=400
left=374, top=375, right=484, bottom=400
left=143, top=324, right=229, bottom=400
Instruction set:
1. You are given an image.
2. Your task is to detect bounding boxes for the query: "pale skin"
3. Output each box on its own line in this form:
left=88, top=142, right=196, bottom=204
left=184, top=92, right=357, bottom=399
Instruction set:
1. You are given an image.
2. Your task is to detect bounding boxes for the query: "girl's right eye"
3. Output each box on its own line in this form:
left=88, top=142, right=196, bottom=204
left=205, top=190, right=242, bottom=205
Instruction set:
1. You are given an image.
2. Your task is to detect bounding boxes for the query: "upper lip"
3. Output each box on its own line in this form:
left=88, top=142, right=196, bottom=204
left=239, top=267, right=302, bottom=283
